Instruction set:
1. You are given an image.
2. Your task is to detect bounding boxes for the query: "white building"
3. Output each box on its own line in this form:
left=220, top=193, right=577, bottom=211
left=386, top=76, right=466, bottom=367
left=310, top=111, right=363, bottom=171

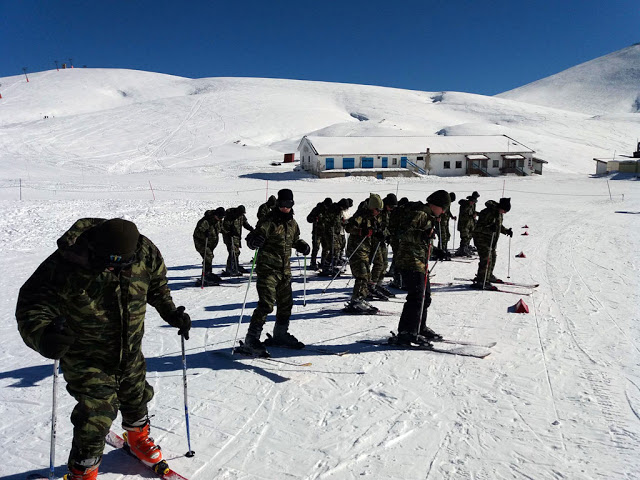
left=297, top=135, right=541, bottom=178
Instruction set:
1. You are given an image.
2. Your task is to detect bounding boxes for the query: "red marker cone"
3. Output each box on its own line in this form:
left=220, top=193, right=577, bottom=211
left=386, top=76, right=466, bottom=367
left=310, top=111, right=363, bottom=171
left=515, top=251, right=526, bottom=258
left=521, top=231, right=529, bottom=236
left=513, top=299, right=529, bottom=313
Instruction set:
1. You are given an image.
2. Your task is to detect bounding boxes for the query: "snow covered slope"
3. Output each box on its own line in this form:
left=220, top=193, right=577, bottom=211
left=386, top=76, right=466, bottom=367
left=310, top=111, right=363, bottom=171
left=0, top=58, right=639, bottom=480
left=497, top=44, right=640, bottom=115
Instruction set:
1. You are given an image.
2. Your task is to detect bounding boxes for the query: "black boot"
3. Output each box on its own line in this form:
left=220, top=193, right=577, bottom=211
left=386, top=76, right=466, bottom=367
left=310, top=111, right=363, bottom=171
left=237, top=334, right=269, bottom=357
left=264, top=325, right=305, bottom=349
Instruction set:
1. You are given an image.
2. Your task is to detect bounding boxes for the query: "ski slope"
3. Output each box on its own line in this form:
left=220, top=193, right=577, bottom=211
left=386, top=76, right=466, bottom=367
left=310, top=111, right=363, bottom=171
left=0, top=48, right=639, bottom=479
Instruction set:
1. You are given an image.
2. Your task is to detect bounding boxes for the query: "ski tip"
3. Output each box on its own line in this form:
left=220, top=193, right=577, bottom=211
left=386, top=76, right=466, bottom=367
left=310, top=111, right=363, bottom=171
left=300, top=362, right=313, bottom=367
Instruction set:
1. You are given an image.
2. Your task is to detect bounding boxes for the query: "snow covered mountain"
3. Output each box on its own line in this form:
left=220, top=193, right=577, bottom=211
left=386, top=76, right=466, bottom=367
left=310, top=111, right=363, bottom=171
left=1, top=51, right=639, bottom=480
left=497, top=43, right=640, bottom=115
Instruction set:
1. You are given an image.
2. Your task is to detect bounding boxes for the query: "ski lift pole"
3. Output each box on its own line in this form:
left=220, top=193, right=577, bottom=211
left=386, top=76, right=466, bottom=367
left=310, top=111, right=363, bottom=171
left=181, top=335, right=195, bottom=457
left=322, top=234, right=368, bottom=294
left=231, top=249, right=258, bottom=354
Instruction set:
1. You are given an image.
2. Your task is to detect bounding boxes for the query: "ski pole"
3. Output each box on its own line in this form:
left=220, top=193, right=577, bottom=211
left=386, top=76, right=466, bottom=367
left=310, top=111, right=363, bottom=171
left=200, top=236, right=208, bottom=289
left=507, top=236, right=512, bottom=279
left=49, top=359, right=59, bottom=480
left=49, top=317, right=65, bottom=480
left=452, top=219, right=457, bottom=252
left=181, top=335, right=195, bottom=457
left=322, top=234, right=368, bottom=294
left=231, top=249, right=258, bottom=354
left=417, top=238, right=434, bottom=340
left=482, top=232, right=496, bottom=289
left=303, top=256, right=307, bottom=307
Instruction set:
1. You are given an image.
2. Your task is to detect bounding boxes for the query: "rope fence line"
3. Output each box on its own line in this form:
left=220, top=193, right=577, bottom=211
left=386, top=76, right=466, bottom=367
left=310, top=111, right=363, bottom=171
left=0, top=179, right=629, bottom=201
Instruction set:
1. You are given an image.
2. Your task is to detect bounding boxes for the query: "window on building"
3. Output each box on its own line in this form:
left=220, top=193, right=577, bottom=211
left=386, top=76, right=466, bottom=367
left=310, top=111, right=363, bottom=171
left=455, top=161, right=462, bottom=169
left=493, top=160, right=499, bottom=168
left=392, top=158, right=398, bottom=165
left=417, top=156, right=424, bottom=160
left=444, top=161, right=450, bottom=169
left=518, top=159, right=525, bottom=167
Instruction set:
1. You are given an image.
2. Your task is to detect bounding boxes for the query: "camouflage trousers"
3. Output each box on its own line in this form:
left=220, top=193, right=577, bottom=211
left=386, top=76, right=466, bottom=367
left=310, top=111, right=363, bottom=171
left=62, top=351, right=153, bottom=466
left=370, top=241, right=388, bottom=285
left=224, top=237, right=241, bottom=273
left=311, top=227, right=321, bottom=261
left=458, top=228, right=473, bottom=251
left=320, top=231, right=342, bottom=272
left=194, top=237, right=218, bottom=271
left=397, top=270, right=432, bottom=335
left=437, top=222, right=451, bottom=251
left=248, top=269, right=293, bottom=337
left=474, top=234, right=498, bottom=282
left=348, top=252, right=371, bottom=300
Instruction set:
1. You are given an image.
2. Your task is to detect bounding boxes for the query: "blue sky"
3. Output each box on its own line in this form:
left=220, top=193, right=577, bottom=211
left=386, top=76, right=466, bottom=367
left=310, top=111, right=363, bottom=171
left=1, top=0, right=638, bottom=95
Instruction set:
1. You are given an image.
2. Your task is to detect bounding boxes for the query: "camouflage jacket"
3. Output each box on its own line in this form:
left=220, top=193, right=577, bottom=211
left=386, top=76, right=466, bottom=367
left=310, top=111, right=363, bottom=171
left=257, top=202, right=275, bottom=221
left=222, top=209, right=253, bottom=242
left=457, top=199, right=476, bottom=232
left=307, top=203, right=329, bottom=232
left=394, top=205, right=437, bottom=273
left=193, top=211, right=222, bottom=248
left=474, top=200, right=509, bottom=240
left=345, top=209, right=381, bottom=256
left=248, top=209, right=301, bottom=275
left=320, top=204, right=346, bottom=239
left=16, top=218, right=176, bottom=373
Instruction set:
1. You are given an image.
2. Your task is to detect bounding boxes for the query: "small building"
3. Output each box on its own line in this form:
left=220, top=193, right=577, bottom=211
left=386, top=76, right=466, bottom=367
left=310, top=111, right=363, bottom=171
left=297, top=135, right=539, bottom=178
left=593, top=143, right=640, bottom=175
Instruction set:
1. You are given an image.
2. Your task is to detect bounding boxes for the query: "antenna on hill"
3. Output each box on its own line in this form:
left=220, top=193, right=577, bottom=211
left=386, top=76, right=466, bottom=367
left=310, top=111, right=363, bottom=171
left=22, top=67, right=29, bottom=83
left=54, top=60, right=59, bottom=71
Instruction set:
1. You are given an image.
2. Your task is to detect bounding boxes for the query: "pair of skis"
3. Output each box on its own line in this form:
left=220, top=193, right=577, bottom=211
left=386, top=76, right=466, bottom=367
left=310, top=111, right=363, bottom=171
left=358, top=332, right=495, bottom=359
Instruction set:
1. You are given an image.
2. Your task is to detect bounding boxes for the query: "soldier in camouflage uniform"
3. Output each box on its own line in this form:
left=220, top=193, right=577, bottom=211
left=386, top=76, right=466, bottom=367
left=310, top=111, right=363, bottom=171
left=392, top=190, right=450, bottom=346
left=257, top=195, right=276, bottom=220
left=222, top=205, right=254, bottom=276
left=433, top=192, right=456, bottom=261
left=387, top=197, right=409, bottom=289
left=455, top=193, right=478, bottom=256
left=343, top=193, right=383, bottom=313
left=307, top=198, right=332, bottom=270
left=193, top=207, right=226, bottom=285
left=15, top=218, right=191, bottom=480
left=240, top=189, right=310, bottom=357
left=369, top=194, right=397, bottom=298
left=318, top=198, right=350, bottom=277
left=472, top=198, right=513, bottom=290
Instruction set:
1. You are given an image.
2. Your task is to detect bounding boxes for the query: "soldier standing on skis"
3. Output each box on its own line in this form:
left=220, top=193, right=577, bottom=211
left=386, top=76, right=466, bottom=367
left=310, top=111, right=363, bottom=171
left=392, top=190, right=450, bottom=345
left=239, top=189, right=311, bottom=357
left=222, top=205, right=254, bottom=276
left=471, top=197, right=513, bottom=290
left=455, top=193, right=478, bottom=256
left=319, top=198, right=351, bottom=277
left=343, top=193, right=383, bottom=314
left=388, top=196, right=409, bottom=289
left=193, top=207, right=226, bottom=285
left=257, top=195, right=276, bottom=220
left=15, top=218, right=191, bottom=480
left=369, top=193, right=397, bottom=299
left=307, top=198, right=332, bottom=270
left=433, top=192, right=456, bottom=261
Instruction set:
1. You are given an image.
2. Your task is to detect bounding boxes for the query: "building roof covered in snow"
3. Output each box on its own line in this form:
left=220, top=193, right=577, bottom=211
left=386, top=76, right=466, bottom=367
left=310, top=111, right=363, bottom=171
left=300, top=135, right=534, bottom=156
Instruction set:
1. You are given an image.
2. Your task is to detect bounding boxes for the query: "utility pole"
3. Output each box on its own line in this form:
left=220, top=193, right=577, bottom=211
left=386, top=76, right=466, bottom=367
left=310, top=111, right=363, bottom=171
left=54, top=60, right=59, bottom=71
left=68, top=58, right=73, bottom=68
left=22, top=67, right=29, bottom=82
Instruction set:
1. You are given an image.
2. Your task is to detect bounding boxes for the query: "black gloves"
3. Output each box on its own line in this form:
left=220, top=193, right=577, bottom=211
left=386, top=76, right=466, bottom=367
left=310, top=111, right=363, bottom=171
left=360, top=228, right=374, bottom=237
left=246, top=233, right=265, bottom=249
left=39, top=318, right=75, bottom=360
left=294, top=239, right=311, bottom=256
left=505, top=228, right=513, bottom=237
left=373, top=230, right=386, bottom=241
left=167, top=306, right=191, bottom=340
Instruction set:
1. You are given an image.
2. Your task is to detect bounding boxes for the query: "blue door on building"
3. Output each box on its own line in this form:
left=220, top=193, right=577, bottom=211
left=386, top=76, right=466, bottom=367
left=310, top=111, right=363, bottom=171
left=343, top=157, right=355, bottom=169
left=401, top=156, right=408, bottom=168
left=325, top=158, right=334, bottom=170
left=362, top=157, right=374, bottom=168
left=381, top=157, right=388, bottom=168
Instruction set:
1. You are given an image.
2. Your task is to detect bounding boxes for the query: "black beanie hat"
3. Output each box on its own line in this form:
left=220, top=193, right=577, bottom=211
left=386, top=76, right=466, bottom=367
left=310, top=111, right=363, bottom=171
left=88, top=218, right=139, bottom=265
left=267, top=195, right=276, bottom=206
left=426, top=190, right=451, bottom=209
left=214, top=207, right=226, bottom=218
left=238, top=205, right=246, bottom=214
left=277, top=189, right=295, bottom=208
left=323, top=197, right=332, bottom=206
left=398, top=197, right=409, bottom=207
left=498, top=197, right=511, bottom=213
left=383, top=193, right=398, bottom=207
left=449, top=192, right=456, bottom=202
left=337, top=198, right=350, bottom=209
left=471, top=191, right=480, bottom=199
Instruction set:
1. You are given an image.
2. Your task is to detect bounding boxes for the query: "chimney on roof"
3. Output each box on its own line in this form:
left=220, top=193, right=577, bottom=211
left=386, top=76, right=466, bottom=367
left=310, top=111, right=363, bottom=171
left=634, top=142, right=640, bottom=158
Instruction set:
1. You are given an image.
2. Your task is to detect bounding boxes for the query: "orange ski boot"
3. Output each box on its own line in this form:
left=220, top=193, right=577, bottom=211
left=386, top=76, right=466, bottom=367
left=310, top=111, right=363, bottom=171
left=123, top=422, right=169, bottom=474
left=63, top=463, right=99, bottom=480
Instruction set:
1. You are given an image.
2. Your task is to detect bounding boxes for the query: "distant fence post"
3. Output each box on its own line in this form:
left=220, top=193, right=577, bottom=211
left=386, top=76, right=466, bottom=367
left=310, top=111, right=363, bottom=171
left=149, top=181, right=156, bottom=200
left=607, top=180, right=612, bottom=201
